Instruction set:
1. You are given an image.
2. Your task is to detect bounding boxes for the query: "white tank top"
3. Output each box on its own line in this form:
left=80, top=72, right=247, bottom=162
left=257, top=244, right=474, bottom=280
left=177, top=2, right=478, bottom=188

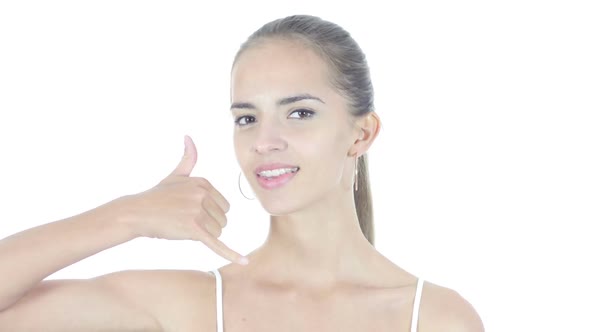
left=209, top=269, right=425, bottom=332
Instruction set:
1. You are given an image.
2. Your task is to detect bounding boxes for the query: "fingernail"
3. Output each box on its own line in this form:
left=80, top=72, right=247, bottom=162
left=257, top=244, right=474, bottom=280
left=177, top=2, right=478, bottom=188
left=238, top=257, right=249, bottom=265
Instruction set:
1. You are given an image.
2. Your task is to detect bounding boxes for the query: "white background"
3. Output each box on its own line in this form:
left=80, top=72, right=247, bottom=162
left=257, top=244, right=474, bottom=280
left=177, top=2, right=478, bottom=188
left=1, top=1, right=588, bottom=331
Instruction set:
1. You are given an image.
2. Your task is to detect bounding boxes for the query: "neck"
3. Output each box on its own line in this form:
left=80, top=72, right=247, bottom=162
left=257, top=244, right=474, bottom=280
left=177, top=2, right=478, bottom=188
left=242, top=187, right=382, bottom=288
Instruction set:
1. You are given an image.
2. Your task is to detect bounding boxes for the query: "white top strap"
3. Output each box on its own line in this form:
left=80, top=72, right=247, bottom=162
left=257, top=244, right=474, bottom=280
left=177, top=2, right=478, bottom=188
left=210, top=269, right=224, bottom=332
left=410, top=278, right=425, bottom=332
left=210, top=270, right=423, bottom=332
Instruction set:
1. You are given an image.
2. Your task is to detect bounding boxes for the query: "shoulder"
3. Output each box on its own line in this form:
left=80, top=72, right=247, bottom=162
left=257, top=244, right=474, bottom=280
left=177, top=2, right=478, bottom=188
left=96, top=268, right=217, bottom=303
left=95, top=269, right=217, bottom=331
left=418, top=281, right=485, bottom=332
left=97, top=268, right=215, bottom=295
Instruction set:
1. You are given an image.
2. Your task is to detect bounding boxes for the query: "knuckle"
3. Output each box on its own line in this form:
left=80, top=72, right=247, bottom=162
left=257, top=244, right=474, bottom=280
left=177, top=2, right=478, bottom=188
left=191, top=221, right=206, bottom=237
left=187, top=230, right=201, bottom=241
left=205, top=224, right=221, bottom=238
left=196, top=208, right=209, bottom=221
left=190, top=187, right=207, bottom=201
left=194, top=177, right=212, bottom=188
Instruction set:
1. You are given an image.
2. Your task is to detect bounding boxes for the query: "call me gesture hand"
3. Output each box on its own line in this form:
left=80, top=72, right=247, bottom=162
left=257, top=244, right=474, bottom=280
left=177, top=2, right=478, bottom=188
left=116, top=135, right=249, bottom=265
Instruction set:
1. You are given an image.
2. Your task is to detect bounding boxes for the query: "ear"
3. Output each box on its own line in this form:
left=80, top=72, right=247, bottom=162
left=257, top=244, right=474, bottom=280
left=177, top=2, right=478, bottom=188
left=348, top=112, right=381, bottom=157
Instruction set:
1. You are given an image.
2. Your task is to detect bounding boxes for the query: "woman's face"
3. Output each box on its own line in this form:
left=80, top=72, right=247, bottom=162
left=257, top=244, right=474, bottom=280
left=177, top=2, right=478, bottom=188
left=230, top=39, right=359, bottom=214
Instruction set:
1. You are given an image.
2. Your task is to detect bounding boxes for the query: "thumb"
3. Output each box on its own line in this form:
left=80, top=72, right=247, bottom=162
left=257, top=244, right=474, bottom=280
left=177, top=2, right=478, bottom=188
left=170, top=135, right=198, bottom=177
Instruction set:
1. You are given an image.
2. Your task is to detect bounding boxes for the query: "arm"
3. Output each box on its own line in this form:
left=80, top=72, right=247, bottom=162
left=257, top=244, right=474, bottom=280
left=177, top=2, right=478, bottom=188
left=0, top=271, right=163, bottom=332
left=0, top=196, right=135, bottom=311
left=0, top=197, right=161, bottom=331
left=0, top=135, right=241, bottom=331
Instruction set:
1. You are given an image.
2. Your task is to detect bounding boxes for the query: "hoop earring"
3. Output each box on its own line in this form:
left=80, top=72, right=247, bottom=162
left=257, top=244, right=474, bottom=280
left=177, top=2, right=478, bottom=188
left=354, top=155, right=359, bottom=192
left=238, top=171, right=256, bottom=200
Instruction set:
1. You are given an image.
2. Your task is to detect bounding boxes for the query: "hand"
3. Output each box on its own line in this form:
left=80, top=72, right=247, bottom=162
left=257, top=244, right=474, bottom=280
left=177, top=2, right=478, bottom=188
left=115, top=135, right=248, bottom=265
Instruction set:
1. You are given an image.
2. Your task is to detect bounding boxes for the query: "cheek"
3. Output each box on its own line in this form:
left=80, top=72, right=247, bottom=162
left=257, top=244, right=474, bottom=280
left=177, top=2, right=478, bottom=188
left=233, top=137, right=248, bottom=167
left=305, top=140, right=347, bottom=175
left=321, top=129, right=350, bottom=155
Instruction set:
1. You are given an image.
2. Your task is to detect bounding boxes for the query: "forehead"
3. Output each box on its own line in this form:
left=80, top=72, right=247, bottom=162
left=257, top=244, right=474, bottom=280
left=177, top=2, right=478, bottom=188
left=231, top=39, right=334, bottom=101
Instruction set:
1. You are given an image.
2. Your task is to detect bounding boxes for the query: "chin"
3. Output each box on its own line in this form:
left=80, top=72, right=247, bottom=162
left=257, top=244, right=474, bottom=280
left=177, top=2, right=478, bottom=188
left=259, top=199, right=300, bottom=216
left=254, top=192, right=308, bottom=216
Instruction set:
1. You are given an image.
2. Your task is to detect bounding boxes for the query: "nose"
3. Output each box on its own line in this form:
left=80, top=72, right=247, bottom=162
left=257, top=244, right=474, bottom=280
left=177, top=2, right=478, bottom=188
left=253, top=117, right=287, bottom=154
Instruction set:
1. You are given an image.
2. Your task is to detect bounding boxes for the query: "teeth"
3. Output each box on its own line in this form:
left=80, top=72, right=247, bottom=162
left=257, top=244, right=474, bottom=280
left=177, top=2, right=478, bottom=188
left=259, top=167, right=299, bottom=177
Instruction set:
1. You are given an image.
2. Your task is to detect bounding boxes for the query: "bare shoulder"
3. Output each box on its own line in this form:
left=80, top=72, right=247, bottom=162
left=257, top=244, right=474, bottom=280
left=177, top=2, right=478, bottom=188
left=97, top=268, right=214, bottom=291
left=418, top=281, right=485, bottom=332
left=96, top=268, right=217, bottom=331
left=0, top=268, right=216, bottom=332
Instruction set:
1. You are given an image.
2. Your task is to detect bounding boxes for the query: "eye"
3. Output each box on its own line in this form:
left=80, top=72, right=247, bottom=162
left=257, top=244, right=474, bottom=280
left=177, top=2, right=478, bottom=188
left=234, top=115, right=256, bottom=127
left=234, top=109, right=315, bottom=127
left=289, top=109, right=316, bottom=119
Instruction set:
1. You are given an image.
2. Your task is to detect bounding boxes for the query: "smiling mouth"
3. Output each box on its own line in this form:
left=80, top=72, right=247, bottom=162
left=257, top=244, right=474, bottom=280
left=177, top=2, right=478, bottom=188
left=255, top=167, right=300, bottom=190
left=257, top=167, right=300, bottom=178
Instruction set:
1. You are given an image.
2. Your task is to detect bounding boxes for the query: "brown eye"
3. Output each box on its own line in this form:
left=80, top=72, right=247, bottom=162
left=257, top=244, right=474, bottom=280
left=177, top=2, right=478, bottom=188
left=234, top=115, right=256, bottom=127
left=289, top=109, right=315, bottom=119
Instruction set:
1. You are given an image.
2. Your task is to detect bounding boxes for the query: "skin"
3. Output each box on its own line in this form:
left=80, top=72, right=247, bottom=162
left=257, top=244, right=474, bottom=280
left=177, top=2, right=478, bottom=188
left=0, top=37, right=484, bottom=332
left=212, top=38, right=485, bottom=331
left=229, top=38, right=384, bottom=288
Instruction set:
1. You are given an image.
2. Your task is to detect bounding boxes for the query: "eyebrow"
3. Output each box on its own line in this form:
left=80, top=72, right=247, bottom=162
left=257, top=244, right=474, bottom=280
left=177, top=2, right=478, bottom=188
left=230, top=93, right=325, bottom=111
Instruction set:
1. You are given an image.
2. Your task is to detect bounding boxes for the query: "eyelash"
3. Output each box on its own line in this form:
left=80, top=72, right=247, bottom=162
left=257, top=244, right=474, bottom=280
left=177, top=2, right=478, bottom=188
left=234, top=109, right=316, bottom=127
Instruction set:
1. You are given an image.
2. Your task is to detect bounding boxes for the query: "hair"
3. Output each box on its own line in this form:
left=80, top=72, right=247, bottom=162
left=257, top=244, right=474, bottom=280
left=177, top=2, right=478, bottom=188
left=233, top=15, right=375, bottom=246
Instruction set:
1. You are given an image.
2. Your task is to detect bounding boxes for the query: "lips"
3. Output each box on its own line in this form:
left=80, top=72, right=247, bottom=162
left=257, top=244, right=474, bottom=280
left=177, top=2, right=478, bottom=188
left=254, top=163, right=300, bottom=175
left=255, top=167, right=299, bottom=190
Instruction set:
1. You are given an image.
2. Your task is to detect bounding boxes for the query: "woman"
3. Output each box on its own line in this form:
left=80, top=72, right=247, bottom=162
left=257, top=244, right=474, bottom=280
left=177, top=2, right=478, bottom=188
left=0, top=15, right=484, bottom=331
